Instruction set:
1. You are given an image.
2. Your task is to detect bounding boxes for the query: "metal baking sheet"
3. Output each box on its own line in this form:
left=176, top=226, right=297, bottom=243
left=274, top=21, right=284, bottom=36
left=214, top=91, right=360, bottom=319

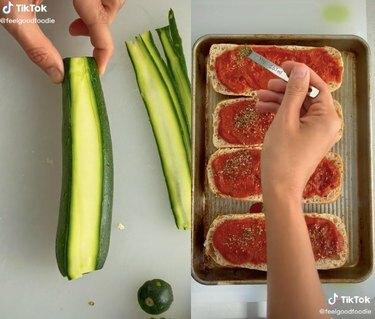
left=192, top=34, right=373, bottom=285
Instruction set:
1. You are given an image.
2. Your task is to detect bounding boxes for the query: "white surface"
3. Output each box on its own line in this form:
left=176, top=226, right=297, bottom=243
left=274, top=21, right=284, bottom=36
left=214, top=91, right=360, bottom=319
left=191, top=0, right=374, bottom=318
left=0, top=1, right=191, bottom=318
left=192, top=0, right=367, bottom=41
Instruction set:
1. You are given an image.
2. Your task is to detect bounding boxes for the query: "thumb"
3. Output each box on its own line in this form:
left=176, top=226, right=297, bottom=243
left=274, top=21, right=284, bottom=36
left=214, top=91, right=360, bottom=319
left=279, top=63, right=310, bottom=123
left=11, top=24, right=64, bottom=83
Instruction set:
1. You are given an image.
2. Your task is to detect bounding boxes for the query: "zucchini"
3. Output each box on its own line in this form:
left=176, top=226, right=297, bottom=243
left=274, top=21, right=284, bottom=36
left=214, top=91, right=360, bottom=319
left=140, top=31, right=191, bottom=162
left=157, top=26, right=192, bottom=130
left=168, top=9, right=188, bottom=77
left=138, top=279, right=174, bottom=315
left=126, top=38, right=191, bottom=230
left=56, top=57, right=113, bottom=280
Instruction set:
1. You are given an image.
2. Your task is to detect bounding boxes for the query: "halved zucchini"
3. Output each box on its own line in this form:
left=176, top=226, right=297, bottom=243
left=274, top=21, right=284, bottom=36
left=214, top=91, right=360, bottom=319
left=56, top=57, right=113, bottom=280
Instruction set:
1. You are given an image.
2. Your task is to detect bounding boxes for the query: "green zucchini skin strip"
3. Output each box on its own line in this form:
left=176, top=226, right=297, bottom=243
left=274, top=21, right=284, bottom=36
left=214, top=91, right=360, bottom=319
left=56, top=58, right=73, bottom=278
left=87, top=58, right=114, bottom=270
left=56, top=57, right=113, bottom=279
left=126, top=38, right=191, bottom=230
left=168, top=9, right=188, bottom=77
left=157, top=26, right=192, bottom=131
left=140, top=31, right=191, bottom=163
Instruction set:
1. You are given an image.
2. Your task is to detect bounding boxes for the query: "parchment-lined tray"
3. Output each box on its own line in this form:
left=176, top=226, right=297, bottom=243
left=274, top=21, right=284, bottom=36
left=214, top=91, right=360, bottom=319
left=192, top=34, right=373, bottom=285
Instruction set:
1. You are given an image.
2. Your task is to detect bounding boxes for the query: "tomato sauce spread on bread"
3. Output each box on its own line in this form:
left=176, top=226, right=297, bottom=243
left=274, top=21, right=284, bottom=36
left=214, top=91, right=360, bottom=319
left=303, top=158, right=341, bottom=198
left=212, top=217, right=266, bottom=265
left=215, top=46, right=343, bottom=94
left=217, top=99, right=274, bottom=146
left=211, top=215, right=345, bottom=265
left=211, top=149, right=262, bottom=198
left=210, top=149, right=341, bottom=200
left=305, top=216, right=345, bottom=260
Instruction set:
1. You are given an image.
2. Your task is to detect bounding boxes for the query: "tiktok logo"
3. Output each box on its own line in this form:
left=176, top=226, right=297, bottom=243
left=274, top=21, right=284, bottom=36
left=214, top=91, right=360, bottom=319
left=328, top=293, right=339, bottom=305
left=328, top=292, right=371, bottom=305
left=2, top=1, right=13, bottom=14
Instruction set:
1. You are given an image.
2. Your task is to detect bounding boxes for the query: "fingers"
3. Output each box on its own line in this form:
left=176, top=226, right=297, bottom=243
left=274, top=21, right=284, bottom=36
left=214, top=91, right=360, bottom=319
left=267, top=79, right=287, bottom=93
left=267, top=63, right=335, bottom=116
left=10, top=24, right=64, bottom=83
left=278, top=63, right=310, bottom=124
left=69, top=18, right=90, bottom=36
left=257, top=90, right=284, bottom=104
left=256, top=89, right=283, bottom=113
left=88, top=23, right=114, bottom=74
left=256, top=101, right=280, bottom=113
left=268, top=63, right=332, bottom=103
left=260, top=61, right=337, bottom=131
left=282, top=61, right=333, bottom=105
left=282, top=61, right=329, bottom=94
left=72, top=0, right=122, bottom=74
left=102, top=0, right=125, bottom=19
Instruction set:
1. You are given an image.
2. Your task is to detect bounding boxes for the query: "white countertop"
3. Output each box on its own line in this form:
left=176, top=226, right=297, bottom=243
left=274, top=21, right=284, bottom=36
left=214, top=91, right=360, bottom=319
left=0, top=0, right=191, bottom=318
left=191, top=0, right=374, bottom=318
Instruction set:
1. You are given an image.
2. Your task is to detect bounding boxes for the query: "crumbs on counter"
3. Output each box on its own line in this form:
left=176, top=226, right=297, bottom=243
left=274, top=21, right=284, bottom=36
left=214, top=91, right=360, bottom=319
left=117, top=223, right=125, bottom=230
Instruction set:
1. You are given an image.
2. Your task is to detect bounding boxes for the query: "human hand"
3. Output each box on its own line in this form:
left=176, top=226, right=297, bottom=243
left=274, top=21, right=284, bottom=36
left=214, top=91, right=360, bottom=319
left=1, top=0, right=64, bottom=83
left=70, top=0, right=125, bottom=74
left=1, top=0, right=124, bottom=83
left=257, top=61, right=342, bottom=201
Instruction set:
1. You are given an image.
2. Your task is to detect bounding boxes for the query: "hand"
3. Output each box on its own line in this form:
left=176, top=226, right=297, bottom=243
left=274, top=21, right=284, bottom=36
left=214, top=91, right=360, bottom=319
left=70, top=0, right=125, bottom=74
left=257, top=61, right=342, bottom=201
left=1, top=0, right=64, bottom=83
left=1, top=0, right=124, bottom=83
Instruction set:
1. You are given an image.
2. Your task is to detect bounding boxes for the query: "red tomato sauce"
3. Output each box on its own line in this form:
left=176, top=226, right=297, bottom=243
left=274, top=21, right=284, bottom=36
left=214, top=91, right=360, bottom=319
left=303, top=158, right=341, bottom=198
left=218, top=99, right=274, bottom=145
left=215, top=46, right=342, bottom=94
left=211, top=149, right=261, bottom=198
left=306, top=216, right=345, bottom=260
left=211, top=149, right=340, bottom=199
left=249, top=202, right=263, bottom=214
left=212, top=215, right=344, bottom=265
left=212, top=217, right=267, bottom=265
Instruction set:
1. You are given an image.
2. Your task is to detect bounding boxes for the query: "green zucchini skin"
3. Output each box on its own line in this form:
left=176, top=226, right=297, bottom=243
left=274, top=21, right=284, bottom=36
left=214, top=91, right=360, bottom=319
left=138, top=279, right=174, bottom=315
left=87, top=58, right=114, bottom=270
left=55, top=57, right=113, bottom=279
left=140, top=31, right=191, bottom=164
left=56, top=58, right=73, bottom=277
left=126, top=39, right=191, bottom=230
left=168, top=9, right=188, bottom=77
left=157, top=26, right=192, bottom=130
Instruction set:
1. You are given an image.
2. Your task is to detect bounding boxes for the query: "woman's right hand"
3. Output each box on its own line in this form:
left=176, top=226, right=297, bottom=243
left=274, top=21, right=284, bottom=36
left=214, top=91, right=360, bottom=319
left=257, top=61, right=342, bottom=202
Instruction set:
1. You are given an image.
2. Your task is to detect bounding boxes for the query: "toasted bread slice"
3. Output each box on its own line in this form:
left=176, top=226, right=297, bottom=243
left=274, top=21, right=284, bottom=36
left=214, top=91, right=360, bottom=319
left=204, top=213, right=348, bottom=271
left=208, top=44, right=344, bottom=96
left=304, top=152, right=343, bottom=204
left=207, top=148, right=343, bottom=203
left=207, top=148, right=262, bottom=202
left=213, top=98, right=343, bottom=148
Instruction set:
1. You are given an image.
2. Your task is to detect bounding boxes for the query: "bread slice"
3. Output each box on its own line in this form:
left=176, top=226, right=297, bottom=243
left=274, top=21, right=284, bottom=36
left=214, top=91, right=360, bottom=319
left=207, top=148, right=343, bottom=203
left=204, top=213, right=348, bottom=271
left=207, top=147, right=262, bottom=202
left=213, top=97, right=267, bottom=149
left=213, top=98, right=343, bottom=148
left=208, top=44, right=344, bottom=96
left=304, top=152, right=343, bottom=204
